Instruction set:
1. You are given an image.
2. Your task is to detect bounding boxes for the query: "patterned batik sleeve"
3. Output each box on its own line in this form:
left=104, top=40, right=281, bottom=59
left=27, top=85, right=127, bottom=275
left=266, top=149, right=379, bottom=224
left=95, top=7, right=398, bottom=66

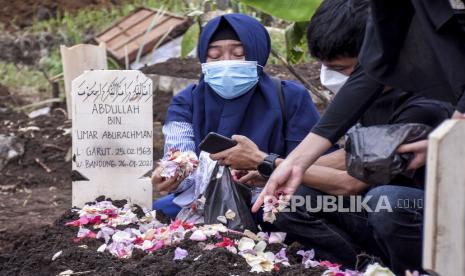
left=162, top=121, right=196, bottom=194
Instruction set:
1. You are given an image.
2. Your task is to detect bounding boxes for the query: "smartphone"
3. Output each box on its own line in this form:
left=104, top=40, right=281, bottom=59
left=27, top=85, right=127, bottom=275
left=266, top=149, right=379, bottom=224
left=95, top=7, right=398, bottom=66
left=198, top=132, right=238, bottom=154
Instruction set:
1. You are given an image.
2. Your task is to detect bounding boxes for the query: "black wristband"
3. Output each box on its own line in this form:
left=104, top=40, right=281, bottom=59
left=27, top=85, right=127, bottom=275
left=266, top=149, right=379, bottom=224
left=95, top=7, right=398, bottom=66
left=257, top=153, right=279, bottom=178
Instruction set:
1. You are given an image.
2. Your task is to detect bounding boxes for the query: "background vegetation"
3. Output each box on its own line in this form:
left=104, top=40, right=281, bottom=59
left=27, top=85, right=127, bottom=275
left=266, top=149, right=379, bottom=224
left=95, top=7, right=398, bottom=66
left=0, top=0, right=320, bottom=103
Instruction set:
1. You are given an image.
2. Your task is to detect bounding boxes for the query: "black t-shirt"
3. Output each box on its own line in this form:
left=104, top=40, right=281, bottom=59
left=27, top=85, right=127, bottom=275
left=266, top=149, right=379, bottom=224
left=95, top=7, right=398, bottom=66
left=360, top=88, right=454, bottom=128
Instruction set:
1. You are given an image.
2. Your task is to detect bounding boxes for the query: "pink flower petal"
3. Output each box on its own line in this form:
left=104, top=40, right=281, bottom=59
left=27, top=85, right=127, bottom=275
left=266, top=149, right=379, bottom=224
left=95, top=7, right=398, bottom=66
left=269, top=232, right=286, bottom=244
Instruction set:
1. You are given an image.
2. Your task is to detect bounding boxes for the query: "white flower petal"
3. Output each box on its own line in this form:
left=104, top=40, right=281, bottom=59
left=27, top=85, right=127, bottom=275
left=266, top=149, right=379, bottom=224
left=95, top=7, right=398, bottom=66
left=225, top=209, right=236, bottom=220
left=238, top=237, right=256, bottom=252
left=269, top=232, right=286, bottom=244
left=254, top=240, right=267, bottom=253
left=216, top=216, right=227, bottom=224
left=363, top=263, right=395, bottom=276
left=190, top=230, right=207, bottom=241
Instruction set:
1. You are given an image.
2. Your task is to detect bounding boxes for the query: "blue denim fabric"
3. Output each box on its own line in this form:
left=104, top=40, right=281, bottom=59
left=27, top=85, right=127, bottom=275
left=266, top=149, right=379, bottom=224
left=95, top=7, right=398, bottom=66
left=274, top=185, right=424, bottom=274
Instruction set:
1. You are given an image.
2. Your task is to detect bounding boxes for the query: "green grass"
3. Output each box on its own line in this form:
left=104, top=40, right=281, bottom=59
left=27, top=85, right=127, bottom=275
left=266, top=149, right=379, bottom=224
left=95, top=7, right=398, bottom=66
left=0, top=62, right=48, bottom=91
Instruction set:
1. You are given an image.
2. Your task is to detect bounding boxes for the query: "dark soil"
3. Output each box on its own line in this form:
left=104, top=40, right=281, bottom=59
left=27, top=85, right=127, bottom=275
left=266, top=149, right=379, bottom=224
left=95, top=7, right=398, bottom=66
left=0, top=107, right=71, bottom=189
left=0, top=95, right=73, bottom=251
left=141, top=58, right=202, bottom=80
left=0, top=209, right=327, bottom=276
left=153, top=90, right=173, bottom=124
left=0, top=31, right=64, bottom=65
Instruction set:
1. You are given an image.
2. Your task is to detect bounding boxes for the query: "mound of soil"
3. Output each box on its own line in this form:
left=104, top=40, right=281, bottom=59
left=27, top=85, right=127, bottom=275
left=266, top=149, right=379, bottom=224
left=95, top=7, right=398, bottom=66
left=0, top=208, right=327, bottom=276
left=0, top=31, right=63, bottom=65
left=0, top=96, right=73, bottom=251
left=141, top=57, right=325, bottom=93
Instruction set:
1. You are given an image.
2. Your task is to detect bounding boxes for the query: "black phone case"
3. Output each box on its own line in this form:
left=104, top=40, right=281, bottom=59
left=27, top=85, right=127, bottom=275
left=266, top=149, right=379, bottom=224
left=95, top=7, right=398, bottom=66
left=198, top=132, right=238, bottom=154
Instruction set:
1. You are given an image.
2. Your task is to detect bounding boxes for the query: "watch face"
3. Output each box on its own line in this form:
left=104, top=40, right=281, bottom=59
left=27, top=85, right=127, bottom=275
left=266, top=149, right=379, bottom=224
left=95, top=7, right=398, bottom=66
left=258, top=162, right=273, bottom=177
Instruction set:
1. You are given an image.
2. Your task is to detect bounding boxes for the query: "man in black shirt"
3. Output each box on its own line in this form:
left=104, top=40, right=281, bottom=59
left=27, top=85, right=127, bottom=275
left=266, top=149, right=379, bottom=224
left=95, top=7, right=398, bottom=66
left=258, top=0, right=454, bottom=273
left=253, top=0, right=465, bottom=233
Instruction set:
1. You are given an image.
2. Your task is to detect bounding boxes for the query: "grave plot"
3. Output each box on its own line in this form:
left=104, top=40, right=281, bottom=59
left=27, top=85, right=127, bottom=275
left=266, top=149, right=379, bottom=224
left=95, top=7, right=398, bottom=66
left=0, top=68, right=395, bottom=275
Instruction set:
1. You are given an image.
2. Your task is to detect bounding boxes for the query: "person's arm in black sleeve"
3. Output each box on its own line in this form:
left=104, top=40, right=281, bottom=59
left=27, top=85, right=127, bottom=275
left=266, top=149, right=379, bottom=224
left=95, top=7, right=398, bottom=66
left=252, top=63, right=385, bottom=213
left=311, top=63, right=385, bottom=143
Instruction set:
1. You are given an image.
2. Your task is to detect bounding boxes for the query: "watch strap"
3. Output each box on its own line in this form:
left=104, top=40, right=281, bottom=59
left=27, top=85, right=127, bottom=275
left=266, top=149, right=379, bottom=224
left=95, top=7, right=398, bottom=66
left=264, top=153, right=280, bottom=169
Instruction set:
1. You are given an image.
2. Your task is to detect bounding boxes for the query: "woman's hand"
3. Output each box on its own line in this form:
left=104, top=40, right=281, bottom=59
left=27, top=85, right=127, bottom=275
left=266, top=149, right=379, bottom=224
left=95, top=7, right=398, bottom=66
left=210, top=135, right=267, bottom=170
left=151, top=166, right=187, bottom=196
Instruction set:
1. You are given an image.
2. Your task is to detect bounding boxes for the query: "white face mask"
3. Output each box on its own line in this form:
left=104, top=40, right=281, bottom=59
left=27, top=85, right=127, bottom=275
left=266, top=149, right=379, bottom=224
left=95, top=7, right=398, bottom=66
left=320, top=64, right=349, bottom=94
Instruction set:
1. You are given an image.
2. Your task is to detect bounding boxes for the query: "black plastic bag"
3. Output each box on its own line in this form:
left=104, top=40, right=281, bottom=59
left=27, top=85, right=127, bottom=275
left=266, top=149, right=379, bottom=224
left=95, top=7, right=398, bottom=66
left=204, top=164, right=258, bottom=232
left=345, top=123, right=432, bottom=185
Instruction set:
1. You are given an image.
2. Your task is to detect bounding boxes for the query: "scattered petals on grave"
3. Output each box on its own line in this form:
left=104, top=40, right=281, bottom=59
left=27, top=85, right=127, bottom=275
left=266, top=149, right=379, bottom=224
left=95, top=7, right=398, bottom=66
left=297, top=249, right=319, bottom=268
left=362, top=263, right=396, bottom=276
left=65, top=201, right=394, bottom=274
left=159, top=149, right=199, bottom=180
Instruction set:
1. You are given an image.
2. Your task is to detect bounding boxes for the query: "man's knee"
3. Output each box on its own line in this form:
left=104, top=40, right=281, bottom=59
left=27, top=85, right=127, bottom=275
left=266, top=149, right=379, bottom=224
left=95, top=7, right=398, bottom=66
left=365, top=185, right=423, bottom=236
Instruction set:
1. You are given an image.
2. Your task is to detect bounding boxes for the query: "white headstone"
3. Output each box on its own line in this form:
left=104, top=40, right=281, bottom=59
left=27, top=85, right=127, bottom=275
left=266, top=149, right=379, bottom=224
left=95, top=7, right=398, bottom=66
left=424, top=119, right=465, bottom=275
left=71, top=70, right=153, bottom=209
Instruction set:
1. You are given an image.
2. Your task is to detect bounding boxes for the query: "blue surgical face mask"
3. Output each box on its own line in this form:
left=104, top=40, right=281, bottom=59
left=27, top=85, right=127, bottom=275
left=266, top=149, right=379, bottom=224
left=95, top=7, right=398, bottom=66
left=201, top=60, right=261, bottom=99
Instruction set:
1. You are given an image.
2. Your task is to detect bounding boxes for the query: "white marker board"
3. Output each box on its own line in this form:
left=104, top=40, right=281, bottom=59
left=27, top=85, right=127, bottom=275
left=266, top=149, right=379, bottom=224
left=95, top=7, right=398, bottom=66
left=71, top=70, right=153, bottom=209
left=61, top=43, right=107, bottom=119
left=423, top=119, right=465, bottom=275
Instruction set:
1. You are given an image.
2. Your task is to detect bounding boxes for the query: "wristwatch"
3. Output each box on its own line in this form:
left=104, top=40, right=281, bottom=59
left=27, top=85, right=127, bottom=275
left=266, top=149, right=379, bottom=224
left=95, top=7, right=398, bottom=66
left=257, top=153, right=280, bottom=178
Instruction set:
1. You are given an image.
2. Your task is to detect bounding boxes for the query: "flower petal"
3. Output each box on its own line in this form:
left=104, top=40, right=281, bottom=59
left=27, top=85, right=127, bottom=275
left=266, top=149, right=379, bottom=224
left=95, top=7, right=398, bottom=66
left=173, top=247, right=188, bottom=260
left=216, top=216, right=227, bottom=224
left=190, top=230, right=207, bottom=241
left=225, top=209, right=236, bottom=220
left=269, top=232, right=287, bottom=244
left=238, top=237, right=256, bottom=252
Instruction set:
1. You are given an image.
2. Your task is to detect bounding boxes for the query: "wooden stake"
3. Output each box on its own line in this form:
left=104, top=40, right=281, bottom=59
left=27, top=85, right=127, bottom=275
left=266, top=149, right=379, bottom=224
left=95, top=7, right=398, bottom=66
left=270, top=48, right=330, bottom=106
